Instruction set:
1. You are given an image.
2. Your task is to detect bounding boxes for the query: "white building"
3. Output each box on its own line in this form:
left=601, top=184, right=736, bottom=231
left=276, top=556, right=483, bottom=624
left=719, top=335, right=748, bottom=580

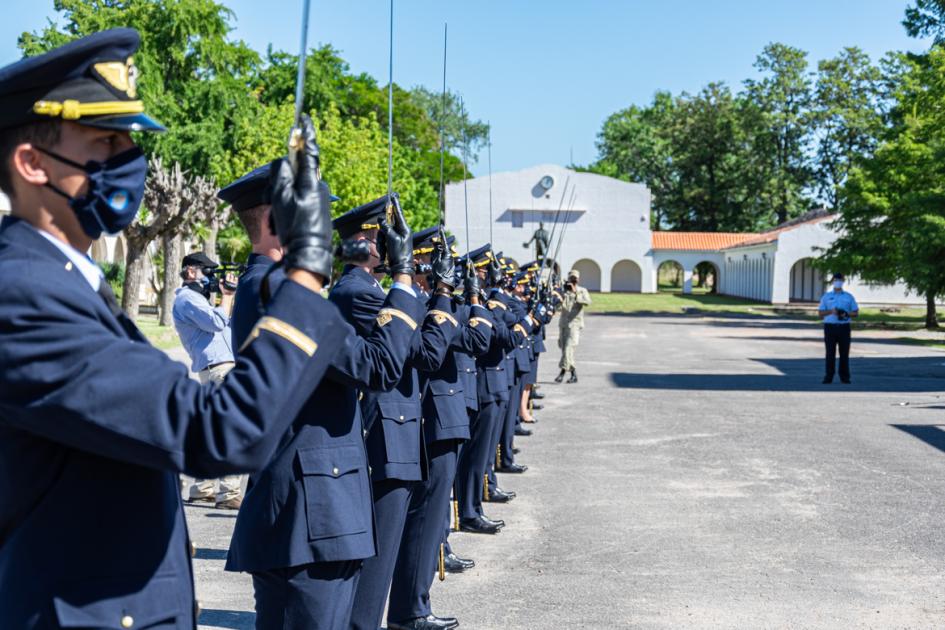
left=445, top=164, right=922, bottom=305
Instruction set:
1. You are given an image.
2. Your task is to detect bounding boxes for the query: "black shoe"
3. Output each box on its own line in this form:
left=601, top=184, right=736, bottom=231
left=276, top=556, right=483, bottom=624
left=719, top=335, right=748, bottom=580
left=553, top=370, right=566, bottom=383
left=445, top=552, right=475, bottom=572
left=481, top=515, right=505, bottom=528
left=515, top=426, right=532, bottom=437
left=822, top=376, right=833, bottom=384
left=497, top=463, right=528, bottom=474
left=485, top=487, right=515, bottom=502
left=512, top=447, right=520, bottom=454
left=388, top=614, right=459, bottom=630
left=531, top=391, right=545, bottom=400
left=567, top=369, right=578, bottom=384
left=500, top=488, right=517, bottom=499
left=460, top=516, right=500, bottom=534
left=531, top=403, right=544, bottom=410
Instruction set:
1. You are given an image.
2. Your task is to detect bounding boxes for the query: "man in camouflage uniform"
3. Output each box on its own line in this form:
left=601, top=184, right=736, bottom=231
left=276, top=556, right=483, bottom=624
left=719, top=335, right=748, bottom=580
left=555, top=269, right=591, bottom=384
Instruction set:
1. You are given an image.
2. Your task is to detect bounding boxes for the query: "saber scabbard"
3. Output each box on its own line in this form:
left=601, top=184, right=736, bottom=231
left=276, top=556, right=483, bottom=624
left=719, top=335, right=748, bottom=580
left=438, top=543, right=446, bottom=581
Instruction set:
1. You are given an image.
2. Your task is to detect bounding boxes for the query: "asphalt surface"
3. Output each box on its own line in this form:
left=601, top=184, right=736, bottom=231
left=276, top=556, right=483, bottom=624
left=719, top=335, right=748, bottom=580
left=187, top=314, right=945, bottom=629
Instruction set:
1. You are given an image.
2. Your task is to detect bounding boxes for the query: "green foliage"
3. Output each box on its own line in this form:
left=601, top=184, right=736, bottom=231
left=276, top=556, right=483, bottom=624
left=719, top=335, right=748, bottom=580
left=822, top=48, right=945, bottom=327
left=100, top=262, right=125, bottom=301
left=903, top=0, right=945, bottom=43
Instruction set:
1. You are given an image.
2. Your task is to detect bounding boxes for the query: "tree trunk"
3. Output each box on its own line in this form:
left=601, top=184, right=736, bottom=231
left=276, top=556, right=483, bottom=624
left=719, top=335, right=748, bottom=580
left=926, top=292, right=939, bottom=330
left=203, top=227, right=218, bottom=260
left=160, top=233, right=182, bottom=326
left=122, top=241, right=148, bottom=321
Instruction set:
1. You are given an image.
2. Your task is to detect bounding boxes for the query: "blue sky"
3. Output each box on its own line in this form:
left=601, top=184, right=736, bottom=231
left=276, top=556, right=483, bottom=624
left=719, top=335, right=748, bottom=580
left=0, top=1, right=932, bottom=175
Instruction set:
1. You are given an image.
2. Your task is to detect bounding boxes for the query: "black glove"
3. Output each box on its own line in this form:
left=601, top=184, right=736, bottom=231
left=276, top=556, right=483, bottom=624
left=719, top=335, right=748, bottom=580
left=379, top=195, right=414, bottom=277
left=270, top=114, right=332, bottom=279
left=463, top=260, right=480, bottom=300
left=430, top=228, right=456, bottom=289
left=488, top=257, right=504, bottom=287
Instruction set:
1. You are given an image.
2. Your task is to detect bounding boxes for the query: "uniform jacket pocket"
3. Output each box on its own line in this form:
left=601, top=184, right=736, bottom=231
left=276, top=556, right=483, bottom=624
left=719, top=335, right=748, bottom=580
left=377, top=399, right=421, bottom=464
left=54, top=574, right=182, bottom=629
left=298, top=445, right=370, bottom=541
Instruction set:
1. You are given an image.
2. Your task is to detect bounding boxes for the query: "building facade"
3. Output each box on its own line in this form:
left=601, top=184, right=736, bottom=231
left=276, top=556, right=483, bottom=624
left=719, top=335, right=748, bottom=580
left=445, top=165, right=922, bottom=305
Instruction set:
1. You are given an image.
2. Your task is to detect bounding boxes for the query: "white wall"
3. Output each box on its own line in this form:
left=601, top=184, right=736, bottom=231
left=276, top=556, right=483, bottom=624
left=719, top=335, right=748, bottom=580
left=771, top=220, right=924, bottom=305
left=650, top=250, right=727, bottom=294
left=445, top=164, right=653, bottom=293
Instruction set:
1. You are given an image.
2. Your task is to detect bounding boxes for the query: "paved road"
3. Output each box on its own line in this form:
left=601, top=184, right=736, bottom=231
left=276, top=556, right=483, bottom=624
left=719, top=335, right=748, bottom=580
left=190, top=314, right=945, bottom=629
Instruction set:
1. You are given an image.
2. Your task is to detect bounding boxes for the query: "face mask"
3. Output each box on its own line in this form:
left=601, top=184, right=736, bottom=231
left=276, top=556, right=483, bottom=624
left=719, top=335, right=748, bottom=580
left=833, top=280, right=844, bottom=289
left=37, top=146, right=147, bottom=239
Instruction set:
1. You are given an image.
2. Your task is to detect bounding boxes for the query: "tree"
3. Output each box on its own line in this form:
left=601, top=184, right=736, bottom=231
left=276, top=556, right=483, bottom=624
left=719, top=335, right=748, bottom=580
left=744, top=43, right=815, bottom=225
left=903, top=0, right=945, bottom=43
left=812, top=48, right=885, bottom=207
left=669, top=83, right=757, bottom=231
left=822, top=49, right=945, bottom=328
left=594, top=91, right=678, bottom=228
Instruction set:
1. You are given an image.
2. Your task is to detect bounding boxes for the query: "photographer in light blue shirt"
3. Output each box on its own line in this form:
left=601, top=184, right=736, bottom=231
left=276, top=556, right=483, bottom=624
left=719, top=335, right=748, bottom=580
left=818, top=272, right=859, bottom=384
left=172, top=251, right=242, bottom=508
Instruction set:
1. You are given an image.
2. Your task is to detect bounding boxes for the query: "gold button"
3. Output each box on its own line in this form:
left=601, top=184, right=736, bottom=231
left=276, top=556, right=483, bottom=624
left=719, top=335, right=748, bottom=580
left=368, top=466, right=373, bottom=475
left=121, top=615, right=134, bottom=628
left=363, top=429, right=368, bottom=438
left=399, top=415, right=404, bottom=420
left=449, top=389, right=454, bottom=394
left=332, top=467, right=340, bottom=476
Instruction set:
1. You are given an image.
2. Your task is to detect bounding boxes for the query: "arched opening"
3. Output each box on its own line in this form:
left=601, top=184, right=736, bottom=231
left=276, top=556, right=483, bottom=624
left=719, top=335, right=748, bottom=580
left=692, top=261, right=719, bottom=294
left=657, top=260, right=684, bottom=292
left=789, top=257, right=825, bottom=302
left=611, top=259, right=642, bottom=292
left=570, top=258, right=601, bottom=291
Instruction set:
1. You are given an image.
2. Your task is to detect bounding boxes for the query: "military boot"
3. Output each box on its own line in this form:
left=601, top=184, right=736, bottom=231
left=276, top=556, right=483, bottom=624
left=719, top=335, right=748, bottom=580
left=554, top=369, right=566, bottom=383
left=567, top=368, right=578, bottom=384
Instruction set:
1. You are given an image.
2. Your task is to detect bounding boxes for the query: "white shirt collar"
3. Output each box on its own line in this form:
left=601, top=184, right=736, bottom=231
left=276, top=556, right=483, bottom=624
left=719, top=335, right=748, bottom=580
left=34, top=227, right=103, bottom=291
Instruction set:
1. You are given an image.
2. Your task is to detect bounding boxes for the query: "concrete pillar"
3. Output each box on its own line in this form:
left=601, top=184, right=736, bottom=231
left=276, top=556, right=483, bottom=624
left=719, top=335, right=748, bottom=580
left=682, top=266, right=693, bottom=294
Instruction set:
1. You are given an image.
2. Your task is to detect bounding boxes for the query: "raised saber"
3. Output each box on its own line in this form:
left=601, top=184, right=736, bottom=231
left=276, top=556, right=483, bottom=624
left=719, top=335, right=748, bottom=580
left=438, top=23, right=448, bottom=226
left=287, top=0, right=313, bottom=175
left=385, top=0, right=395, bottom=223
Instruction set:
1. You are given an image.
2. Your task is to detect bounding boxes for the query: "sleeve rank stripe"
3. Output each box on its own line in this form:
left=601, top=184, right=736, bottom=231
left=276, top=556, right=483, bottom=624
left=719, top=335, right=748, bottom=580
left=428, top=309, right=458, bottom=326
left=377, top=307, right=418, bottom=330
left=469, top=316, right=493, bottom=328
left=486, top=299, right=507, bottom=310
left=239, top=316, right=318, bottom=357
left=513, top=323, right=528, bottom=335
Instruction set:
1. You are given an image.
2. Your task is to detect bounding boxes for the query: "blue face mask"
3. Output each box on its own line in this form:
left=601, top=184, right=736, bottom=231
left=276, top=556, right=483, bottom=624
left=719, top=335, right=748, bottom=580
left=37, top=146, right=148, bottom=239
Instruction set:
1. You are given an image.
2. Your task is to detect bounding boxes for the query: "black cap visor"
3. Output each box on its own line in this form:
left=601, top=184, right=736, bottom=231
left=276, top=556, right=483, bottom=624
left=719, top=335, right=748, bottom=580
left=80, top=112, right=166, bottom=132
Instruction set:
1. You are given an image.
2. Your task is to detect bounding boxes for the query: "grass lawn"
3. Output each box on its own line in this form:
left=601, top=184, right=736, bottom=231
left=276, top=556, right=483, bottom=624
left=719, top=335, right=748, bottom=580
left=586, top=290, right=771, bottom=316
left=136, top=314, right=183, bottom=351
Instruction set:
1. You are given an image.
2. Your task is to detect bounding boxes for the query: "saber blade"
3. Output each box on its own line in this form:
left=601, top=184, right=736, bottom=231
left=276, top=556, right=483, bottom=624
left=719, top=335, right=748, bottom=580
left=287, top=0, right=313, bottom=173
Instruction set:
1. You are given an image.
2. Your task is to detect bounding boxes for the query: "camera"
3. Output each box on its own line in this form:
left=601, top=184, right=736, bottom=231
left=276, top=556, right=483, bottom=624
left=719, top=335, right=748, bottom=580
left=835, top=308, right=849, bottom=321
left=203, top=262, right=245, bottom=293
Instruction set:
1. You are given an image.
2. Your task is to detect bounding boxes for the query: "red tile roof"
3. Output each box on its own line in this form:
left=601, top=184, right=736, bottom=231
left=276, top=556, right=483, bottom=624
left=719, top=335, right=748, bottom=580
left=651, top=232, right=755, bottom=251
left=651, top=210, right=839, bottom=252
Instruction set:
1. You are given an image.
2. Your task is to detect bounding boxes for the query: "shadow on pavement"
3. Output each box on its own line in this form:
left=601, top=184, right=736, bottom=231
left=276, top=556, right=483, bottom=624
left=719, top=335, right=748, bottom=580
left=194, top=548, right=229, bottom=560
left=891, top=424, right=945, bottom=454
left=199, top=609, right=255, bottom=629
left=610, top=357, right=945, bottom=393
left=717, top=335, right=943, bottom=348
left=204, top=513, right=237, bottom=519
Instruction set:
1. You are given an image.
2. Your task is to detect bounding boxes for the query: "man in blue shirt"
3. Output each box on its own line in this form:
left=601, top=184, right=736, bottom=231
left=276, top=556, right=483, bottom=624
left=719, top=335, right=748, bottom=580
left=172, top=250, right=241, bottom=507
left=818, top=272, right=859, bottom=384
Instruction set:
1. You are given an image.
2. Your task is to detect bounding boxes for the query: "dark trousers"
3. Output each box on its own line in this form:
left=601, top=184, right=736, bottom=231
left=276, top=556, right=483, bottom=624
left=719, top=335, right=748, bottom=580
left=252, top=560, right=361, bottom=630
left=349, top=479, right=414, bottom=630
left=824, top=323, right=851, bottom=381
left=500, top=377, right=524, bottom=468
left=456, top=401, right=502, bottom=519
left=388, top=440, right=461, bottom=623
left=486, top=394, right=510, bottom=493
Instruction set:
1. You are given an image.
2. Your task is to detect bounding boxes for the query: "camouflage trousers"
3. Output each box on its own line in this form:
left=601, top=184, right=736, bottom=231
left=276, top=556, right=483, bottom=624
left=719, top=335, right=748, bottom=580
left=180, top=361, right=242, bottom=503
left=558, top=325, right=581, bottom=371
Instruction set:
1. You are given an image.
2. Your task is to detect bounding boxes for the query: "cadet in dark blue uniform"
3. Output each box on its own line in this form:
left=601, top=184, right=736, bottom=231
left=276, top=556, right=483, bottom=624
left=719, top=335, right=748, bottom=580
left=456, top=247, right=534, bottom=533
left=0, top=30, right=344, bottom=629
left=387, top=229, right=494, bottom=630
left=329, top=196, right=455, bottom=630
left=217, top=166, right=422, bottom=629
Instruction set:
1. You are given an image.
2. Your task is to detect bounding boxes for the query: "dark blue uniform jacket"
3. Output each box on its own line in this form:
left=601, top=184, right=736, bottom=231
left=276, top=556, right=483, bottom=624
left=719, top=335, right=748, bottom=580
left=226, top=255, right=421, bottom=572
left=329, top=266, right=444, bottom=483
left=477, top=290, right=532, bottom=404
left=420, top=300, right=493, bottom=444
left=0, top=217, right=343, bottom=630
left=452, top=303, right=493, bottom=412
